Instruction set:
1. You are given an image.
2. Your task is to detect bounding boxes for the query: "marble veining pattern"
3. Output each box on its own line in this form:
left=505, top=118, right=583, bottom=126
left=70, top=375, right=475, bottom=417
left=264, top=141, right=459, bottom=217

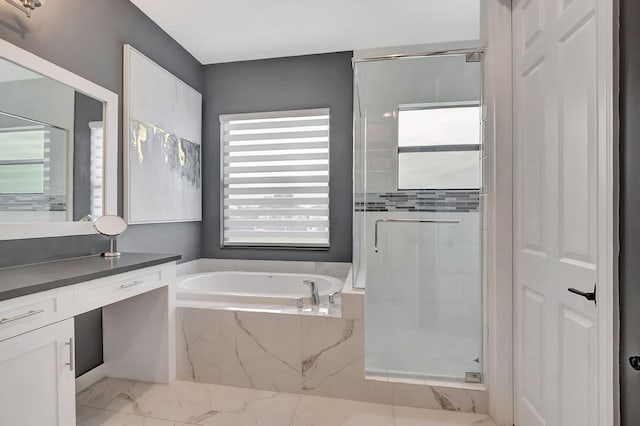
left=77, top=378, right=498, bottom=426
left=177, top=307, right=488, bottom=414
left=302, top=319, right=355, bottom=376
left=220, top=310, right=302, bottom=392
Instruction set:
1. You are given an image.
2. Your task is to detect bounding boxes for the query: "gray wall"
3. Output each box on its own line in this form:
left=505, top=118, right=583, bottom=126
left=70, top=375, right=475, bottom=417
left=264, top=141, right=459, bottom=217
left=202, top=52, right=353, bottom=262
left=0, top=0, right=204, bottom=375
left=620, top=0, right=638, bottom=423
left=0, top=0, right=204, bottom=263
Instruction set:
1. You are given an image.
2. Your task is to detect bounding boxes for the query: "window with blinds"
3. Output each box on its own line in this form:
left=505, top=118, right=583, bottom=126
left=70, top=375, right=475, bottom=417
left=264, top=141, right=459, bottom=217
left=0, top=128, right=48, bottom=194
left=89, top=121, right=104, bottom=219
left=220, top=108, right=330, bottom=248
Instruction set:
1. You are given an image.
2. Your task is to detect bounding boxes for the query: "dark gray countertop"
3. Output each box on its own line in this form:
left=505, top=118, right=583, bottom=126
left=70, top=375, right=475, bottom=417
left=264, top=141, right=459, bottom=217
left=0, top=253, right=181, bottom=302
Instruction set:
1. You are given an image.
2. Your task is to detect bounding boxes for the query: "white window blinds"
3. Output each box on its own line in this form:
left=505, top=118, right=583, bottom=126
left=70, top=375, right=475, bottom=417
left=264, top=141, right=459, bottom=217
left=0, top=128, right=47, bottom=194
left=89, top=121, right=104, bottom=219
left=220, top=108, right=330, bottom=247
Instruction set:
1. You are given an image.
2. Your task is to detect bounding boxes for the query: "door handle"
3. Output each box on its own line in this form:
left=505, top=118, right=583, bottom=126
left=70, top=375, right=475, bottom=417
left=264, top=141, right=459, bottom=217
left=64, top=337, right=73, bottom=372
left=568, top=284, right=596, bottom=305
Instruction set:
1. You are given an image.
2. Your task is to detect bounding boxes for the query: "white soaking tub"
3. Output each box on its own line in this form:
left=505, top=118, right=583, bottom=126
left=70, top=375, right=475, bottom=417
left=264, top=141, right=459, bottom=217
left=176, top=271, right=344, bottom=310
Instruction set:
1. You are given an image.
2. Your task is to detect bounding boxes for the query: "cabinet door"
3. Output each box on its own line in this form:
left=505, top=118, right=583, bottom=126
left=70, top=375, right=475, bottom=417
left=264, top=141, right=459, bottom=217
left=0, top=318, right=75, bottom=426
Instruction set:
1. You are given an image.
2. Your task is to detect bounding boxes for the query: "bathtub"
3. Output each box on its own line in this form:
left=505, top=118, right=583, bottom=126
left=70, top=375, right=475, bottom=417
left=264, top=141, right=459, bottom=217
left=176, top=271, right=344, bottom=311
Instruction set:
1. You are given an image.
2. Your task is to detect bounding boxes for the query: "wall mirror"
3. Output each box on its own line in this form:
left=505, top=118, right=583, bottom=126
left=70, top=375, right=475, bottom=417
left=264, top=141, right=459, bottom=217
left=0, top=39, right=118, bottom=240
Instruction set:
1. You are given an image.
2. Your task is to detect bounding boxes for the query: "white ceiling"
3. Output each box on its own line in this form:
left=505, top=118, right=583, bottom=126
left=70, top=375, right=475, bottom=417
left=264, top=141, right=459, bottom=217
left=129, top=0, right=481, bottom=65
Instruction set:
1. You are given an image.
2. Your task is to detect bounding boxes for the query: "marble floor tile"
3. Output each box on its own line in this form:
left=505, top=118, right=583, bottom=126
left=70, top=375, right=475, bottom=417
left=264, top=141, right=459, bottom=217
left=76, top=378, right=142, bottom=412
left=394, top=405, right=496, bottom=426
left=187, top=385, right=300, bottom=425
left=77, top=379, right=497, bottom=426
left=77, top=378, right=210, bottom=423
left=77, top=407, right=196, bottom=426
left=291, top=395, right=395, bottom=426
left=393, top=381, right=486, bottom=413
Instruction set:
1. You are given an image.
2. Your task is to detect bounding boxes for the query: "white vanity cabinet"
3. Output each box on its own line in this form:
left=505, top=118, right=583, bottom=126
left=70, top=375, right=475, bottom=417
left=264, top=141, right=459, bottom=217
left=0, top=318, right=76, bottom=426
left=0, top=259, right=177, bottom=426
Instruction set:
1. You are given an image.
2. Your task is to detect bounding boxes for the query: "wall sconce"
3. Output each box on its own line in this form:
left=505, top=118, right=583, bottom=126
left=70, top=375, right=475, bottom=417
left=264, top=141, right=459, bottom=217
left=5, top=0, right=41, bottom=18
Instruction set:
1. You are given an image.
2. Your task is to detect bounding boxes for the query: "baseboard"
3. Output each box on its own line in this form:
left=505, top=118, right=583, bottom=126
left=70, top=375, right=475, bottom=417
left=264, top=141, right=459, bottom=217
left=75, top=363, right=108, bottom=392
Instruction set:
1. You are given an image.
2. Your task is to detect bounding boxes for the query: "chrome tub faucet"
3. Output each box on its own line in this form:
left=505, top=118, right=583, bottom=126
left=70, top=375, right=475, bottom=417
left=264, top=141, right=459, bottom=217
left=303, top=280, right=320, bottom=306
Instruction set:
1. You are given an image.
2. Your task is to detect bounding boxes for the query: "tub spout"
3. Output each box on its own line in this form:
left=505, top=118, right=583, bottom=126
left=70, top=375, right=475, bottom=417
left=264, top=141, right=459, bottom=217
left=302, top=280, right=320, bottom=306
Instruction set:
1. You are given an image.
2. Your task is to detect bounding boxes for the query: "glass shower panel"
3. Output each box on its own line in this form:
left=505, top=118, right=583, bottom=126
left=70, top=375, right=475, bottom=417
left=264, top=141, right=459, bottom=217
left=354, top=54, right=483, bottom=382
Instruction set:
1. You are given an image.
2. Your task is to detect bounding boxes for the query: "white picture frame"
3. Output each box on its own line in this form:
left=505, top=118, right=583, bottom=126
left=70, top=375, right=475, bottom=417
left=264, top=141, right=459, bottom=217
left=123, top=44, right=203, bottom=224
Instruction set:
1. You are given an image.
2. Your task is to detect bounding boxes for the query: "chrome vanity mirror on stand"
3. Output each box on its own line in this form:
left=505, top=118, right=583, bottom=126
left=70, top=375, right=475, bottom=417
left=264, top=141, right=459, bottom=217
left=0, top=38, right=118, bottom=240
left=94, top=215, right=127, bottom=258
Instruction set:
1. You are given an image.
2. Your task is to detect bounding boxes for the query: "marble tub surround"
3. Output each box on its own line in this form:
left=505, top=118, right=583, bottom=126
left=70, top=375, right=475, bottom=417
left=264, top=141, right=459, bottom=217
left=176, top=307, right=488, bottom=413
left=76, top=378, right=497, bottom=426
left=177, top=308, right=302, bottom=393
left=340, top=285, right=364, bottom=320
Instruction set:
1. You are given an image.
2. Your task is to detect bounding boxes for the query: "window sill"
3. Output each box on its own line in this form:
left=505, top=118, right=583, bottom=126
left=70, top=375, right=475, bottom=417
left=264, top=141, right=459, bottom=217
left=220, top=244, right=330, bottom=251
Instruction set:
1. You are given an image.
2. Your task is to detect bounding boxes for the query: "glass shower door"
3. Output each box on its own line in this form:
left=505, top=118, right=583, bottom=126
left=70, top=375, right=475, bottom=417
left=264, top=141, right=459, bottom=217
left=354, top=53, right=483, bottom=383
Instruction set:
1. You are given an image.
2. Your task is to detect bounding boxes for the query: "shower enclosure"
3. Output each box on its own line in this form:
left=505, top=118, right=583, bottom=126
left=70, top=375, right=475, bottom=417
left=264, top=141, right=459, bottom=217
left=353, top=52, right=484, bottom=383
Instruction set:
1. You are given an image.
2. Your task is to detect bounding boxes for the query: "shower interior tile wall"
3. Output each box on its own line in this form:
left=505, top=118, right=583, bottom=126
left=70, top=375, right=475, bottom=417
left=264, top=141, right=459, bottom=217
left=355, top=191, right=480, bottom=213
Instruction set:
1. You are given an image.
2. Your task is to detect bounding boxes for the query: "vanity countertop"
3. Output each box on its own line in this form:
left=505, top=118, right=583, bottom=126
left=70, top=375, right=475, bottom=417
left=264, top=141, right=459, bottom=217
left=0, top=253, right=181, bottom=302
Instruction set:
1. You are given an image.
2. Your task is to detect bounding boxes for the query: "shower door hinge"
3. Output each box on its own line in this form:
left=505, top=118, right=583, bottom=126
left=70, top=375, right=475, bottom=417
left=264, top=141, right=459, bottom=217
left=465, top=372, right=482, bottom=383
left=465, top=52, right=482, bottom=63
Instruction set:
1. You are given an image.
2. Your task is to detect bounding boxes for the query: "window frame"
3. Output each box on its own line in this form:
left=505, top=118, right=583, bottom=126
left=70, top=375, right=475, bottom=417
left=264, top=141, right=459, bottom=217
left=219, top=108, right=331, bottom=249
left=396, top=101, right=482, bottom=191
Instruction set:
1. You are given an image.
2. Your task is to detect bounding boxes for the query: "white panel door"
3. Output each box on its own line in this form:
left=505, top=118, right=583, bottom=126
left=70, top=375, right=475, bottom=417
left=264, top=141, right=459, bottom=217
left=0, top=319, right=76, bottom=426
left=513, top=0, right=603, bottom=425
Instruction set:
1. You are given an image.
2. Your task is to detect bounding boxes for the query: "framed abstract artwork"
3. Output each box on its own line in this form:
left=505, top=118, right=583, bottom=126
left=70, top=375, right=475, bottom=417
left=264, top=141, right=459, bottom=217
left=123, top=44, right=202, bottom=224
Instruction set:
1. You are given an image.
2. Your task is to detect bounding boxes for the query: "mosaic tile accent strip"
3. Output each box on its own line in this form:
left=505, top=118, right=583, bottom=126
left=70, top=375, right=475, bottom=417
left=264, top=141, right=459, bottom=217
left=355, top=190, right=480, bottom=212
left=0, top=194, right=67, bottom=211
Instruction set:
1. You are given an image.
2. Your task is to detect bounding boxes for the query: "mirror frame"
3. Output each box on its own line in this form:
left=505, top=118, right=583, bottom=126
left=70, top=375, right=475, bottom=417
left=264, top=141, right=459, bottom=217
left=0, top=39, right=118, bottom=240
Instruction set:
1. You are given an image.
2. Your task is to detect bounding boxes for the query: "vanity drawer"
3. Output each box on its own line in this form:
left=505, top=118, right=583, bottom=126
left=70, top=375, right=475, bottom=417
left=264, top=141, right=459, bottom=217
left=0, top=287, right=74, bottom=342
left=74, top=265, right=169, bottom=313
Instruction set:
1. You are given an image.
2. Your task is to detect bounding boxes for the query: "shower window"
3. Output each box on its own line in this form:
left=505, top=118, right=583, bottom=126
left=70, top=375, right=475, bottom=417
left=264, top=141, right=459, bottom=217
left=397, top=103, right=481, bottom=190
left=220, top=108, right=330, bottom=248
